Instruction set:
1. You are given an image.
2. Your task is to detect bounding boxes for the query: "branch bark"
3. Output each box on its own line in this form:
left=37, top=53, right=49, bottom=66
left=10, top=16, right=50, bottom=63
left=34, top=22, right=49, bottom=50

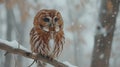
left=0, top=42, right=68, bottom=67
left=91, top=0, right=119, bottom=67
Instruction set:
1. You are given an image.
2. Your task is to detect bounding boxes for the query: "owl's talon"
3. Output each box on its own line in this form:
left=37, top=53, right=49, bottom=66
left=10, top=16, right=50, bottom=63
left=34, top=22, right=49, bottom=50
left=45, top=55, right=49, bottom=58
left=48, top=56, right=54, bottom=61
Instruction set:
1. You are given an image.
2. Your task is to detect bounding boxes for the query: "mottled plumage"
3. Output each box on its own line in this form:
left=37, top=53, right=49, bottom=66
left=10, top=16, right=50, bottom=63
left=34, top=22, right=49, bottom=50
left=30, top=9, right=65, bottom=67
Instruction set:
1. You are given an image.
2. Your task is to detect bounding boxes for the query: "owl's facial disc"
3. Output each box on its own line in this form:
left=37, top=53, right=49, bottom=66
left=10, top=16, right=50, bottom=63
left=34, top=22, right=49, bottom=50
left=41, top=17, right=60, bottom=32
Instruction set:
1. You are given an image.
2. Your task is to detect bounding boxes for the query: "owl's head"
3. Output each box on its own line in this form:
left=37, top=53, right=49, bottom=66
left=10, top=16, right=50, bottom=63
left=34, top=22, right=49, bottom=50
left=33, top=9, right=63, bottom=32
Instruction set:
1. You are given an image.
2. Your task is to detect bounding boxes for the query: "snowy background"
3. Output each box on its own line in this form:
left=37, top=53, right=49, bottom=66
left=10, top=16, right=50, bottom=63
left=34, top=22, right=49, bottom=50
left=0, top=0, right=120, bottom=67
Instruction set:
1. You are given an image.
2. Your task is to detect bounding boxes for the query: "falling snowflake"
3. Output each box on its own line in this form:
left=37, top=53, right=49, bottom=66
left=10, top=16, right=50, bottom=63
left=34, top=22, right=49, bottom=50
left=99, top=54, right=104, bottom=59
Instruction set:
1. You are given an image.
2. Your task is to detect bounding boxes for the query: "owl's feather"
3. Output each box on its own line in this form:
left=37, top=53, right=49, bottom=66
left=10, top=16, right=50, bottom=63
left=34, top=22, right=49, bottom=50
left=30, top=9, right=65, bottom=67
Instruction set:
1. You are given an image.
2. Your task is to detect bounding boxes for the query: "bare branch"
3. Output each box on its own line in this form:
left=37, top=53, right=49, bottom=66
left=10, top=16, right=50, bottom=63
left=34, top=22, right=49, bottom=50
left=0, top=42, right=68, bottom=67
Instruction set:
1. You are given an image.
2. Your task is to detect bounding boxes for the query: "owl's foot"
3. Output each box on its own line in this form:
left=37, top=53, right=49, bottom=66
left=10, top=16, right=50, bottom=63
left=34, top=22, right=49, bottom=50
left=48, top=55, right=54, bottom=61
left=49, top=57, right=54, bottom=61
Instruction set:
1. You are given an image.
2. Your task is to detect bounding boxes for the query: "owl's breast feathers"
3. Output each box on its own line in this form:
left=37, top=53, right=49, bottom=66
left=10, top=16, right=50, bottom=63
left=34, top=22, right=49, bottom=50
left=30, top=27, right=65, bottom=58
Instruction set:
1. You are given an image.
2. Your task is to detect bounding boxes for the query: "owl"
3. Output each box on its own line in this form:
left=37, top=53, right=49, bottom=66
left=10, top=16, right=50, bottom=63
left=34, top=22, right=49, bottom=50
left=30, top=9, right=65, bottom=66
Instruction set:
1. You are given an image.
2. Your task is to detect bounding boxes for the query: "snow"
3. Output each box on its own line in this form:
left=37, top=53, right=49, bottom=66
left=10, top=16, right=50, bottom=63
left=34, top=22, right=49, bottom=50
left=97, top=39, right=100, bottom=42
left=63, top=61, right=77, bottom=67
left=112, top=15, right=115, bottom=17
left=104, top=20, right=106, bottom=23
left=0, top=39, right=30, bottom=52
left=99, top=54, right=104, bottom=59
left=96, top=26, right=107, bottom=36
left=1, top=0, right=119, bottom=67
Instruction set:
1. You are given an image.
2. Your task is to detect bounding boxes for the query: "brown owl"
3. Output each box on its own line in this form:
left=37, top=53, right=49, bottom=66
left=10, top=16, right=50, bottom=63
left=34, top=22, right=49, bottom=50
left=30, top=9, right=65, bottom=67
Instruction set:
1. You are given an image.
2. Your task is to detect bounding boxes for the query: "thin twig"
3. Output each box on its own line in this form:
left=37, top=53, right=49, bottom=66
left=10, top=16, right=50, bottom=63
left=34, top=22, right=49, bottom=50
left=4, top=51, right=9, bottom=56
left=28, top=60, right=36, bottom=67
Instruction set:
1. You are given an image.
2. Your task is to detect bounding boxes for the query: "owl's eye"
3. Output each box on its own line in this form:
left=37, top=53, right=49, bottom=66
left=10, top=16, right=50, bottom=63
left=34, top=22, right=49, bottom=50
left=43, top=18, right=50, bottom=22
left=54, top=18, right=59, bottom=22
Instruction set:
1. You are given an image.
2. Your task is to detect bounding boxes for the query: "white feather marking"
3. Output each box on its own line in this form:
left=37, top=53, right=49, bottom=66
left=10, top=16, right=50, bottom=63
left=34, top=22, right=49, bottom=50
left=55, top=26, right=60, bottom=32
left=33, top=36, right=39, bottom=45
left=38, top=45, right=41, bottom=53
left=32, top=35, right=38, bottom=41
left=35, top=40, right=40, bottom=49
left=38, top=40, right=44, bottom=53
left=33, top=35, right=37, bottom=38
left=49, top=39, right=55, bottom=55
left=40, top=40, right=44, bottom=48
left=38, top=41, right=42, bottom=49
left=43, top=27, right=49, bottom=31
left=34, top=31, right=38, bottom=34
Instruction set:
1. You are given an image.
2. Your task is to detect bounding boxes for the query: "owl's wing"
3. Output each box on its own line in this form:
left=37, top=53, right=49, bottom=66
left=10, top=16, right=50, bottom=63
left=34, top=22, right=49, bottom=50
left=30, top=28, right=36, bottom=53
left=30, top=27, right=50, bottom=56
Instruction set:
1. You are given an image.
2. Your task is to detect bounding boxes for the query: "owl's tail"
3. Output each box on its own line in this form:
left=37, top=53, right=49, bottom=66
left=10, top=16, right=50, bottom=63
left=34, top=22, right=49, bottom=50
left=37, top=60, right=46, bottom=67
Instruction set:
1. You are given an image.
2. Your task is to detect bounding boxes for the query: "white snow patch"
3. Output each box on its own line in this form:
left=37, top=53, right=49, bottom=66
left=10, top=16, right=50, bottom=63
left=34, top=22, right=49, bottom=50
left=101, top=28, right=107, bottom=36
left=112, top=15, right=115, bottom=17
left=63, top=61, right=78, bottom=67
left=95, top=26, right=107, bottom=36
left=99, top=54, right=104, bottom=59
left=103, top=33, right=107, bottom=37
left=97, top=39, right=100, bottom=42
left=104, top=20, right=106, bottom=23
left=0, top=39, right=30, bottom=52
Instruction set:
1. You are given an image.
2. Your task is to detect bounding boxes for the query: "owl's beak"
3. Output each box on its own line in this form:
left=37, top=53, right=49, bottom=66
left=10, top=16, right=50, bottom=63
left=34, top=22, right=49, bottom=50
left=49, top=22, right=60, bottom=32
left=49, top=23, right=54, bottom=27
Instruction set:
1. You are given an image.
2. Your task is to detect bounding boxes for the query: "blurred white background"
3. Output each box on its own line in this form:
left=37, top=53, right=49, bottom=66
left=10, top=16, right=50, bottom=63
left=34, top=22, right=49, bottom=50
left=0, top=0, right=120, bottom=67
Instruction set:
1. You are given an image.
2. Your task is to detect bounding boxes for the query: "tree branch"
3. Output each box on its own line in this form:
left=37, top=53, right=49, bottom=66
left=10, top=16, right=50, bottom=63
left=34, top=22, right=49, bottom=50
left=0, top=42, right=68, bottom=67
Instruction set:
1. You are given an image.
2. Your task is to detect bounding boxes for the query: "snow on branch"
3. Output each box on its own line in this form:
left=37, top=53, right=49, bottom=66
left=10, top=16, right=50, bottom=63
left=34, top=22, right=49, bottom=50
left=0, top=39, right=68, bottom=67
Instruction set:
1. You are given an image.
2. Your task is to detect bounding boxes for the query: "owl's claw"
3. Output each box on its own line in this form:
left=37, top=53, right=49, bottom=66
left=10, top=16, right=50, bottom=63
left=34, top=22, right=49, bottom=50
left=48, top=56, right=54, bottom=61
left=39, top=54, right=54, bottom=61
left=49, top=57, right=54, bottom=61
